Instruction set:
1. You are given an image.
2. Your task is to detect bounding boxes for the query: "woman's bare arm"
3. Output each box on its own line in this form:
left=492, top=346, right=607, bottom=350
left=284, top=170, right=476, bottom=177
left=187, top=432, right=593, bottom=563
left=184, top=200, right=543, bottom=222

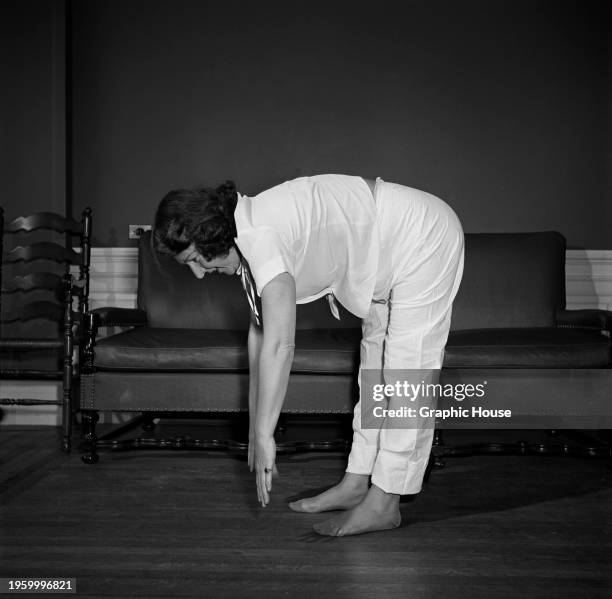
left=253, top=272, right=296, bottom=505
left=247, top=319, right=263, bottom=471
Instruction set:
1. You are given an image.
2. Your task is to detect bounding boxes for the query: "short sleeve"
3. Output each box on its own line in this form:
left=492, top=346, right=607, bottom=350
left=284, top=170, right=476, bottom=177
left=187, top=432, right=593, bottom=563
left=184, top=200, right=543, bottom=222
left=236, top=227, right=294, bottom=295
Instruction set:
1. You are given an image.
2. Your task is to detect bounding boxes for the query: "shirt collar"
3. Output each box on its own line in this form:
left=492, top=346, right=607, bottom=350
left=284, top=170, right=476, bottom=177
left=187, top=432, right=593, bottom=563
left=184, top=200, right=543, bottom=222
left=233, top=191, right=251, bottom=236
left=233, top=192, right=251, bottom=273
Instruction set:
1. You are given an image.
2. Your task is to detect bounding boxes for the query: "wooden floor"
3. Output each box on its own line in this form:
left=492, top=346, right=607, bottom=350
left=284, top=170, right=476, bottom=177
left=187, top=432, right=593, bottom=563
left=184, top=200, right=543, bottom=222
left=1, top=422, right=611, bottom=599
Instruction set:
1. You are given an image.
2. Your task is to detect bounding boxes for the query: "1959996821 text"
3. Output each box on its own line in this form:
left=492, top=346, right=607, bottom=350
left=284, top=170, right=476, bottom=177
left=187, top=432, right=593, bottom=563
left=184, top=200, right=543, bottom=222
left=0, top=579, right=76, bottom=594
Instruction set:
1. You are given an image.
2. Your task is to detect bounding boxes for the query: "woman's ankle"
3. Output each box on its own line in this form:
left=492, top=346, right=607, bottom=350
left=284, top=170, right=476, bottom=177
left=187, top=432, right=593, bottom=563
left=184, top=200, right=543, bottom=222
left=342, top=472, right=370, bottom=491
left=367, top=484, right=401, bottom=509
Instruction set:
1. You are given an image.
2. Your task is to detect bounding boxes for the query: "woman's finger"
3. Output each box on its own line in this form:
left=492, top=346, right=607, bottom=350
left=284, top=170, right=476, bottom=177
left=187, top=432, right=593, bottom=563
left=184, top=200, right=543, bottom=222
left=262, top=472, right=269, bottom=506
left=256, top=470, right=266, bottom=507
left=256, top=474, right=262, bottom=505
left=262, top=464, right=276, bottom=498
left=257, top=469, right=267, bottom=506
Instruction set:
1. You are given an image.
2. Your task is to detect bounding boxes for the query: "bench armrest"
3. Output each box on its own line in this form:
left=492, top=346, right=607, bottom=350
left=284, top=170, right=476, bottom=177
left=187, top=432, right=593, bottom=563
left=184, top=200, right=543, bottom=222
left=81, top=308, right=147, bottom=375
left=90, top=307, right=147, bottom=328
left=555, top=308, right=612, bottom=333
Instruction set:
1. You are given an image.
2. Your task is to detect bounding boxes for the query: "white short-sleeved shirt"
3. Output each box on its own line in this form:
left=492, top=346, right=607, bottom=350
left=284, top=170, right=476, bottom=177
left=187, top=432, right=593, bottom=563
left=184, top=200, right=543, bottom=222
left=233, top=174, right=379, bottom=319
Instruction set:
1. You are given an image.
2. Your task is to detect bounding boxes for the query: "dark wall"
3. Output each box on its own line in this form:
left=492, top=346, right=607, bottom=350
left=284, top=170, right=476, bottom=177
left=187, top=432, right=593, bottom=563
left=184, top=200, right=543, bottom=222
left=1, top=0, right=66, bottom=219
left=607, top=14, right=612, bottom=245
left=4, top=1, right=610, bottom=248
left=0, top=1, right=66, bottom=370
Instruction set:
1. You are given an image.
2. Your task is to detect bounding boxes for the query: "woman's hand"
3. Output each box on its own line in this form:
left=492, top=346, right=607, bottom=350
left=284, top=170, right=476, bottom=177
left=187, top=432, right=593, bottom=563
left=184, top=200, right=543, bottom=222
left=254, top=434, right=278, bottom=507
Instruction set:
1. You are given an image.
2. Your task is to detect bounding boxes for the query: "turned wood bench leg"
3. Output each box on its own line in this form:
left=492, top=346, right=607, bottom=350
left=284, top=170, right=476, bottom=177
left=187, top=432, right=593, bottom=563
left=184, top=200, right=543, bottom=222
left=425, top=429, right=446, bottom=482
left=141, top=413, right=157, bottom=432
left=81, top=410, right=99, bottom=464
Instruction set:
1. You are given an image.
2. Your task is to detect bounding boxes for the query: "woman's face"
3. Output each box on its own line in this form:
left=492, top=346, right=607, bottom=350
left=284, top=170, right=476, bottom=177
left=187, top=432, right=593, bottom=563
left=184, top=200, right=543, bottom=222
left=174, top=244, right=241, bottom=278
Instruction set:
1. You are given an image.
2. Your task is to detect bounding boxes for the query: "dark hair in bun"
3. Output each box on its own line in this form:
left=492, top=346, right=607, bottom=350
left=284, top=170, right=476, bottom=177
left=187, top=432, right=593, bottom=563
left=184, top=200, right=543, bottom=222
left=153, top=180, right=239, bottom=260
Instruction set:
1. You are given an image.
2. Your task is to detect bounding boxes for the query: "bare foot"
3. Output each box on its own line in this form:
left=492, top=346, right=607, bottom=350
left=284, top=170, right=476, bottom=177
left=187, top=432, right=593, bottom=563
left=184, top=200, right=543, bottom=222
left=288, top=473, right=369, bottom=513
left=312, top=484, right=401, bottom=536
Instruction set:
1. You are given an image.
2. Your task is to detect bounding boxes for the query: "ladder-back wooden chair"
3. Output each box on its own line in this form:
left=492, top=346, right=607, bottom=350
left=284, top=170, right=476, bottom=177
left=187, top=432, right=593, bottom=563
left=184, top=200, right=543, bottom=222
left=0, top=207, right=92, bottom=451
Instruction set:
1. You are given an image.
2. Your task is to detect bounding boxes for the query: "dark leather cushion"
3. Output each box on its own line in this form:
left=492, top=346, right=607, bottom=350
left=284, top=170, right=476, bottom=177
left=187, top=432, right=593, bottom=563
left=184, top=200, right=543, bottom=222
left=137, top=231, right=361, bottom=330
left=94, top=327, right=363, bottom=374
left=94, top=325, right=609, bottom=373
left=138, top=231, right=567, bottom=331
left=450, top=232, right=566, bottom=330
left=443, top=328, right=611, bottom=368
left=138, top=233, right=252, bottom=330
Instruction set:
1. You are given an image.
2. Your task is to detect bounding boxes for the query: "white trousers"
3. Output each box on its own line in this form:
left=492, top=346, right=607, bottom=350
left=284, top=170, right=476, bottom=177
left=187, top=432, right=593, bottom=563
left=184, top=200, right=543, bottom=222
left=346, top=179, right=464, bottom=495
